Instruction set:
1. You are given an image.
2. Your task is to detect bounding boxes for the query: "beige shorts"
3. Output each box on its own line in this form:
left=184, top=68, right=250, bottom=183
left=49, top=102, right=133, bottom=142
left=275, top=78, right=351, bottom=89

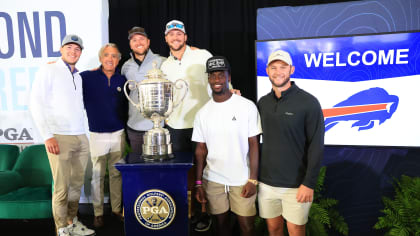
left=203, top=179, right=256, bottom=216
left=258, top=182, right=312, bottom=225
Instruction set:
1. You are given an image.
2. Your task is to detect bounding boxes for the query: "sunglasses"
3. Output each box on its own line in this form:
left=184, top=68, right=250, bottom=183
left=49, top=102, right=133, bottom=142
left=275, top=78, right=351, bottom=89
left=166, top=23, right=184, bottom=30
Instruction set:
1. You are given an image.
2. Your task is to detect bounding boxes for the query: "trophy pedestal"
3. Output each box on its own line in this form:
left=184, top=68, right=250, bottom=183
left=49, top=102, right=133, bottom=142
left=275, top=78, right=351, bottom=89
left=142, top=153, right=175, bottom=162
left=115, top=152, right=193, bottom=236
left=142, top=127, right=175, bottom=162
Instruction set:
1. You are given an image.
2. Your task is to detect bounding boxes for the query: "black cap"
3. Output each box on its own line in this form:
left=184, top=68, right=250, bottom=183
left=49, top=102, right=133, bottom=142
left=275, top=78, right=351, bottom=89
left=128, top=26, right=148, bottom=40
left=206, top=56, right=230, bottom=73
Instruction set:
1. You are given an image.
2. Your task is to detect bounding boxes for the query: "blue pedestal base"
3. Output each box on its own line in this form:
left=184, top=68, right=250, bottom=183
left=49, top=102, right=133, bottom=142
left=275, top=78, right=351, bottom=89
left=115, top=152, right=193, bottom=236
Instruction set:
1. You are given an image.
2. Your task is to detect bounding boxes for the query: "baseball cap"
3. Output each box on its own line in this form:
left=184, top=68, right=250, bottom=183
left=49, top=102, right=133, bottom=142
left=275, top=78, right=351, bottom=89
left=128, top=26, right=148, bottom=40
left=61, top=34, right=83, bottom=49
left=267, top=50, right=293, bottom=66
left=165, top=20, right=186, bottom=35
left=206, top=56, right=230, bottom=73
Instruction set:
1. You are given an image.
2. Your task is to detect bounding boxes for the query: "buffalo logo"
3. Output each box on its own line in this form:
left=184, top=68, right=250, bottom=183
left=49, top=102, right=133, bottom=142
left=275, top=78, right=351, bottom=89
left=323, top=87, right=398, bottom=131
left=134, top=189, right=176, bottom=230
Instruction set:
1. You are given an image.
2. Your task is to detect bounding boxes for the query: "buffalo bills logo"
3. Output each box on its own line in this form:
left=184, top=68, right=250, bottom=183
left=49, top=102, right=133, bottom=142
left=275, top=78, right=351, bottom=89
left=323, top=87, right=399, bottom=131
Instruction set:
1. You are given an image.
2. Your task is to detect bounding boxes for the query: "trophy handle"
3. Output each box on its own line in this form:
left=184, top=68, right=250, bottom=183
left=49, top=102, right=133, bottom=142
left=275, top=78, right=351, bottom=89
left=172, top=79, right=189, bottom=108
left=124, top=80, right=143, bottom=112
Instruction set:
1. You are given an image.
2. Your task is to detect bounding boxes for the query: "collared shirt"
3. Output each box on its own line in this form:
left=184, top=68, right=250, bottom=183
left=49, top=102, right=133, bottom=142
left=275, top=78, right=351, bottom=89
left=160, top=45, right=213, bottom=129
left=80, top=67, right=127, bottom=133
left=258, top=82, right=325, bottom=189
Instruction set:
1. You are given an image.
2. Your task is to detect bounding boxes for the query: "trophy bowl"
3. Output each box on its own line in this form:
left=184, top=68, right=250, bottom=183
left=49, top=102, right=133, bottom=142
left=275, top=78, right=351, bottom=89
left=124, top=63, right=188, bottom=161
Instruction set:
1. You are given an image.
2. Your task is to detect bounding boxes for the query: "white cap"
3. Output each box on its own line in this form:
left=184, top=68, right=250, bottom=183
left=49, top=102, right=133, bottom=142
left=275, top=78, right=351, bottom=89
left=165, top=20, right=186, bottom=35
left=267, top=50, right=293, bottom=66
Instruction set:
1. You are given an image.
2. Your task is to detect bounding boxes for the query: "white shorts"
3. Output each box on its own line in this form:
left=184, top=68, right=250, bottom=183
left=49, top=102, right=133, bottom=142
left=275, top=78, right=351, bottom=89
left=258, top=182, right=312, bottom=225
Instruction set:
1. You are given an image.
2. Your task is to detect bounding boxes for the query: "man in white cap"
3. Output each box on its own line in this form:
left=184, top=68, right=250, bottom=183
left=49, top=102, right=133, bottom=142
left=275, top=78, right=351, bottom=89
left=121, top=26, right=165, bottom=155
left=161, top=19, right=240, bottom=231
left=30, top=34, right=95, bottom=236
left=160, top=19, right=213, bottom=153
left=257, top=50, right=325, bottom=236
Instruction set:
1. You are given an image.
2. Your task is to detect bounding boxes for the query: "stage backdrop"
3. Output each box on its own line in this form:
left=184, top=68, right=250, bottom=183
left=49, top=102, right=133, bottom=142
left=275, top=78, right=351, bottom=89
left=1, top=0, right=109, bottom=148
left=1, top=0, right=109, bottom=203
left=257, top=0, right=420, bottom=235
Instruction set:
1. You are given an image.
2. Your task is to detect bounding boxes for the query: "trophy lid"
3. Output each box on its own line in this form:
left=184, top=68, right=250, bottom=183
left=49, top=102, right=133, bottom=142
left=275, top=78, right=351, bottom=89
left=141, top=62, right=170, bottom=84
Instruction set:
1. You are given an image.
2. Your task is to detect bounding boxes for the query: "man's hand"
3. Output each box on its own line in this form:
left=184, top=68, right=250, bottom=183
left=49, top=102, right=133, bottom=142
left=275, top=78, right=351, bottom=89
left=241, top=182, right=257, bottom=198
left=230, top=89, right=241, bottom=96
left=296, top=184, right=314, bottom=203
left=45, top=137, right=60, bottom=155
left=195, top=186, right=207, bottom=203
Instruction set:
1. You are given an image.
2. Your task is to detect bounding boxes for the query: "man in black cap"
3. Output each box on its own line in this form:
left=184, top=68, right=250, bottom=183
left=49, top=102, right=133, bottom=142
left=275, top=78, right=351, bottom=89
left=192, top=56, right=261, bottom=236
left=121, top=26, right=165, bottom=155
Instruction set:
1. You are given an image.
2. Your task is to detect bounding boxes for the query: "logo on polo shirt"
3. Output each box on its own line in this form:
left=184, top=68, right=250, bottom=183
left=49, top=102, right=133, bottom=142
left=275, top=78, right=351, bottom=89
left=134, top=189, right=176, bottom=230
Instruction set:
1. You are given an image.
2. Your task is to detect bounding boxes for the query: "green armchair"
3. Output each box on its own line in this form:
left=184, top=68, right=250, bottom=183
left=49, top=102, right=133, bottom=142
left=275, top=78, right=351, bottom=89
left=0, top=144, right=53, bottom=219
left=0, top=144, right=19, bottom=171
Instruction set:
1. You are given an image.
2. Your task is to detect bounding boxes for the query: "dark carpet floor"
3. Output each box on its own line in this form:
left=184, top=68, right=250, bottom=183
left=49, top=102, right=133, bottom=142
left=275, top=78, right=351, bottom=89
left=0, top=203, right=222, bottom=236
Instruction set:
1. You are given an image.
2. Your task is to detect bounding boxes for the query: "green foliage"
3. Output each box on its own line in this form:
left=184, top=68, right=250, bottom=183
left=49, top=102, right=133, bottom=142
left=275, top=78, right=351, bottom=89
left=306, top=166, right=348, bottom=236
left=254, top=166, right=349, bottom=236
left=374, top=175, right=420, bottom=236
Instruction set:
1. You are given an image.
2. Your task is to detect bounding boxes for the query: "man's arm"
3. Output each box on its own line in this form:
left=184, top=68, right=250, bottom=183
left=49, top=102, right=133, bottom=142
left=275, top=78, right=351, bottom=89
left=195, top=142, right=208, bottom=203
left=297, top=99, right=325, bottom=203
left=30, top=66, right=60, bottom=154
left=241, top=135, right=259, bottom=198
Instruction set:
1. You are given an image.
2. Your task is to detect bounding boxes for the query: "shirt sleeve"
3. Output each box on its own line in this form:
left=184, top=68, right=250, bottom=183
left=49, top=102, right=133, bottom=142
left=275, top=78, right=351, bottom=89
left=29, top=66, right=53, bottom=141
left=302, top=98, right=325, bottom=189
left=191, top=111, right=205, bottom=143
left=248, top=102, right=262, bottom=137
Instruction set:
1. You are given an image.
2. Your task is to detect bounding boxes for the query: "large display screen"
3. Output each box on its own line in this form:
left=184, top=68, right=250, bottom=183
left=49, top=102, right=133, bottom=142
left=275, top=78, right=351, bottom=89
left=256, top=31, right=420, bottom=147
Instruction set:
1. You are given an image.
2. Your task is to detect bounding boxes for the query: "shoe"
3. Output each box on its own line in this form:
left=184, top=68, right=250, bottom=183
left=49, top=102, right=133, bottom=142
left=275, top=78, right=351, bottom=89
left=112, top=211, right=124, bottom=223
left=69, top=216, right=96, bottom=236
left=93, top=215, right=104, bottom=228
left=194, top=212, right=212, bottom=232
left=58, top=226, right=71, bottom=236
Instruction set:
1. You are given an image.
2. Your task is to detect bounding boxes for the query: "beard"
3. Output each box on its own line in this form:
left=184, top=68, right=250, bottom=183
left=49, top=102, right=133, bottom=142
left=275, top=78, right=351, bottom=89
left=133, top=48, right=148, bottom=56
left=169, top=41, right=186, bottom=52
left=270, top=76, right=290, bottom=88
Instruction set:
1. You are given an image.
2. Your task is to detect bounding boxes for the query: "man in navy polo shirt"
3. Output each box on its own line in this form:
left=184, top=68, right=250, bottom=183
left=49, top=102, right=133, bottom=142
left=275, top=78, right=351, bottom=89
left=80, top=43, right=127, bottom=228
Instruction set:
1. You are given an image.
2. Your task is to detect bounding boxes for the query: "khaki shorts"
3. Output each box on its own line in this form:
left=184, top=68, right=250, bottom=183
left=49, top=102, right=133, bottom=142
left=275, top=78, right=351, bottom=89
left=258, top=182, right=312, bottom=225
left=203, top=179, right=256, bottom=216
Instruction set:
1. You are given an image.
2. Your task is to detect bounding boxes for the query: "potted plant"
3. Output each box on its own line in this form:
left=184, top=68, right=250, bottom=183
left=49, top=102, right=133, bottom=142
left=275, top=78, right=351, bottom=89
left=374, top=175, right=420, bottom=235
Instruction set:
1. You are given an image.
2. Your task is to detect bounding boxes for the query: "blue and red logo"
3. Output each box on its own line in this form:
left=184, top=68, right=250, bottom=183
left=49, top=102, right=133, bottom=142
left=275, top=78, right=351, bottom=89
left=323, top=87, right=399, bottom=132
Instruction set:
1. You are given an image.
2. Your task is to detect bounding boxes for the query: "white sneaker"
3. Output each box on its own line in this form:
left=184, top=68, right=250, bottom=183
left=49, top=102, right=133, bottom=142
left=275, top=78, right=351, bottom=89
left=69, top=217, right=95, bottom=236
left=58, top=226, right=71, bottom=236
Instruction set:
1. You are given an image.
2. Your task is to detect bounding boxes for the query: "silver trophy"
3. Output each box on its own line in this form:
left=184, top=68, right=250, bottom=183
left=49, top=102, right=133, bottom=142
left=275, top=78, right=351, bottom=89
left=124, top=63, right=188, bottom=161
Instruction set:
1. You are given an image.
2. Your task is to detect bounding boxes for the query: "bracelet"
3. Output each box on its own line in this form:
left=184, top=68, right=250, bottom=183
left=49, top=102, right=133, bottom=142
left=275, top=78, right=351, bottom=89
left=248, top=179, right=258, bottom=185
left=195, top=180, right=202, bottom=185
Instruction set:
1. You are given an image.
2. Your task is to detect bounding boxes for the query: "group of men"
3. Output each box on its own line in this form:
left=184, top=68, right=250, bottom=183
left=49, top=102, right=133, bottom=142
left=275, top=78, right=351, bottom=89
left=30, top=18, right=324, bottom=236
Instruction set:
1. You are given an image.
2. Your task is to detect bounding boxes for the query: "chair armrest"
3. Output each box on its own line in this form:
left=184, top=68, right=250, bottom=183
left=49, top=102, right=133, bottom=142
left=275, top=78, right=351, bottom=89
left=0, top=171, right=23, bottom=195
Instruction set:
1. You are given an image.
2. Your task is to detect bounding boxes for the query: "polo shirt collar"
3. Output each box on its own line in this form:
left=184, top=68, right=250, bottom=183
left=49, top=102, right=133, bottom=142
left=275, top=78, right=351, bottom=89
left=271, top=81, right=298, bottom=99
left=169, top=45, right=190, bottom=61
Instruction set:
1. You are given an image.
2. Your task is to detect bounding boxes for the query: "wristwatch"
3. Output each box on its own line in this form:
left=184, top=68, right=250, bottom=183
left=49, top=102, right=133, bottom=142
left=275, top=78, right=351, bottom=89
left=248, top=179, right=258, bottom=186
